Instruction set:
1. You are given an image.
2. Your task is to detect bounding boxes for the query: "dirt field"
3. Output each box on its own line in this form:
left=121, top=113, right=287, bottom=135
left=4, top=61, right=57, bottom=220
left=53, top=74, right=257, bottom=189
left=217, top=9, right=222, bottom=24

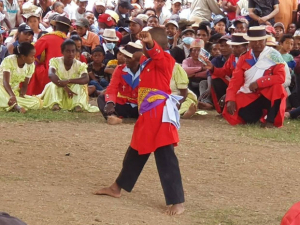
left=1, top=112, right=300, bottom=225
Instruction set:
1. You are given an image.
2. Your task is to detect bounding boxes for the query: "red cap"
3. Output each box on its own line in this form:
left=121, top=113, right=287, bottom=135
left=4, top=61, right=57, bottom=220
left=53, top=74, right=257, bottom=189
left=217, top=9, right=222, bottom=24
left=98, top=14, right=115, bottom=27
left=266, top=25, right=276, bottom=35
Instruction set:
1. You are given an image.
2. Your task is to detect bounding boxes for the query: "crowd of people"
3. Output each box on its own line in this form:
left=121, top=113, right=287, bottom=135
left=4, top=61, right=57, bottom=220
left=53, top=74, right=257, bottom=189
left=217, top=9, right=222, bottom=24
left=0, top=0, right=299, bottom=128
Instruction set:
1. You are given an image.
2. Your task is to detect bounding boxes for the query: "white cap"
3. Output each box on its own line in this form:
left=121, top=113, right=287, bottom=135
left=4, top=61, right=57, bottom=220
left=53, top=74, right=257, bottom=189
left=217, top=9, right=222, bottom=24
left=95, top=0, right=105, bottom=6
left=142, top=26, right=153, bottom=31
left=173, top=0, right=182, bottom=4
left=165, top=20, right=179, bottom=29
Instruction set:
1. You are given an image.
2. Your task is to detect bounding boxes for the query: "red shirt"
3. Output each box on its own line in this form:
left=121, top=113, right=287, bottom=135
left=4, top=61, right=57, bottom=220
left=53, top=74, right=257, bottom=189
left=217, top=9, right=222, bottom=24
left=223, top=0, right=238, bottom=21
left=105, top=64, right=139, bottom=105
left=130, top=42, right=179, bottom=155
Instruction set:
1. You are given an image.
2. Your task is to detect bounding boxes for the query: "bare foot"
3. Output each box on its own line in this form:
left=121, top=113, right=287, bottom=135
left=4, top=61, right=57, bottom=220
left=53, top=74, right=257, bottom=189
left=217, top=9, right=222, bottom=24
left=284, top=112, right=291, bottom=119
left=74, top=106, right=83, bottom=112
left=14, top=105, right=26, bottom=113
left=261, top=121, right=275, bottom=128
left=166, top=203, right=185, bottom=216
left=197, top=101, right=214, bottom=110
left=52, top=104, right=60, bottom=111
left=107, top=115, right=123, bottom=125
left=93, top=182, right=121, bottom=198
left=182, top=103, right=197, bottom=119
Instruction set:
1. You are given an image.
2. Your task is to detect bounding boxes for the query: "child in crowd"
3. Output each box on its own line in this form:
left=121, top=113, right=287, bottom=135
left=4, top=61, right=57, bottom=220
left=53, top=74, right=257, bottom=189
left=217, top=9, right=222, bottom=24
left=0, top=0, right=12, bottom=29
left=287, top=23, right=297, bottom=35
left=88, top=46, right=108, bottom=91
left=70, top=35, right=87, bottom=63
left=213, top=16, right=227, bottom=36
left=104, top=50, right=126, bottom=76
left=147, top=15, right=159, bottom=27
left=42, top=1, right=67, bottom=28
left=74, top=0, right=88, bottom=21
left=165, top=20, right=179, bottom=49
left=274, top=22, right=285, bottom=42
left=25, top=13, right=42, bottom=43
left=7, top=24, right=34, bottom=54
left=0, top=42, right=41, bottom=113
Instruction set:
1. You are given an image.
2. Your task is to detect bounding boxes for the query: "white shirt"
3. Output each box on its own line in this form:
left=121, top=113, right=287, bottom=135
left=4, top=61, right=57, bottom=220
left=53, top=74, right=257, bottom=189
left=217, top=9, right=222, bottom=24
left=64, top=3, right=77, bottom=20
left=74, top=8, right=86, bottom=21
left=158, top=7, right=172, bottom=25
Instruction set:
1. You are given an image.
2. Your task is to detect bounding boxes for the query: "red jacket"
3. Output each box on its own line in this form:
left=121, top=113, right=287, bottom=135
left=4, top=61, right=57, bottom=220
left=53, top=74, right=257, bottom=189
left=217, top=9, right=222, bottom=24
left=223, top=50, right=287, bottom=127
left=212, top=54, right=236, bottom=84
left=130, top=41, right=179, bottom=155
left=105, top=64, right=139, bottom=105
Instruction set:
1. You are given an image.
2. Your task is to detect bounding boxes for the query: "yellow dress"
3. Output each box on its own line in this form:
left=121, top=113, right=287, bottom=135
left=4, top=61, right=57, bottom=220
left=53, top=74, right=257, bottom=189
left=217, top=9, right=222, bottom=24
left=170, top=63, right=198, bottom=115
left=38, top=57, right=99, bottom=112
left=0, top=55, right=42, bottom=111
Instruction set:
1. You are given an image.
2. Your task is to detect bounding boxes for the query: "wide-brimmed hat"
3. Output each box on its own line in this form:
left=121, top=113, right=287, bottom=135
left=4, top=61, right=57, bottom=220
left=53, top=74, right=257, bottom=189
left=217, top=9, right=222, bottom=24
left=119, top=41, right=143, bottom=58
left=190, top=39, right=204, bottom=49
left=227, top=33, right=249, bottom=45
left=102, top=28, right=119, bottom=42
left=243, top=26, right=270, bottom=41
left=266, top=36, right=278, bottom=46
left=52, top=16, right=71, bottom=27
left=49, top=12, right=59, bottom=25
left=22, top=2, right=42, bottom=19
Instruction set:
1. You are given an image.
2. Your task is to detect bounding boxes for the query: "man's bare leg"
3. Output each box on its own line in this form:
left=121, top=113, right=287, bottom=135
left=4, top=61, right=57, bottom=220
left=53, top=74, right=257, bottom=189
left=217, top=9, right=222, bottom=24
left=166, top=203, right=185, bottom=216
left=93, top=182, right=122, bottom=198
left=107, top=115, right=123, bottom=125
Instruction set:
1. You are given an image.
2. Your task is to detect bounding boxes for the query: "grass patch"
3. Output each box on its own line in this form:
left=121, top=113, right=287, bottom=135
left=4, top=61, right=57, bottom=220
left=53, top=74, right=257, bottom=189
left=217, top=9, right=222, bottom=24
left=0, top=110, right=104, bottom=123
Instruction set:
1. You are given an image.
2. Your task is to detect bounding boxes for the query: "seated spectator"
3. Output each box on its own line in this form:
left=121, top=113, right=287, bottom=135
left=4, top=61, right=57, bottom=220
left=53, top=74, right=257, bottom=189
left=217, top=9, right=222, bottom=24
left=0, top=28, right=7, bottom=63
left=136, top=14, right=148, bottom=27
left=104, top=49, right=126, bottom=76
left=115, top=0, right=133, bottom=27
left=70, top=35, right=88, bottom=63
left=118, top=27, right=130, bottom=37
left=165, top=20, right=179, bottom=49
left=153, top=0, right=171, bottom=25
left=85, top=11, right=97, bottom=34
left=74, top=0, right=88, bottom=21
left=182, top=39, right=207, bottom=97
left=170, top=28, right=195, bottom=64
left=213, top=15, right=227, bottom=36
left=0, top=0, right=12, bottom=29
left=92, top=0, right=106, bottom=20
left=248, top=0, right=279, bottom=26
left=98, top=13, right=122, bottom=45
left=171, top=63, right=198, bottom=119
left=42, top=2, right=67, bottom=28
left=35, top=0, right=51, bottom=19
left=147, top=15, right=159, bottom=27
left=233, top=18, right=248, bottom=33
left=23, top=10, right=43, bottom=43
left=222, top=0, right=238, bottom=21
left=39, top=39, right=99, bottom=112
left=274, top=22, right=285, bottom=42
left=97, top=42, right=143, bottom=124
left=88, top=46, right=108, bottom=91
left=171, top=0, right=182, bottom=16
left=293, top=36, right=300, bottom=51
left=287, top=23, right=297, bottom=35
left=3, top=0, right=23, bottom=29
left=196, top=24, right=211, bottom=52
left=223, top=26, right=287, bottom=128
left=102, top=28, right=119, bottom=64
left=209, top=43, right=221, bottom=60
left=204, top=33, right=249, bottom=113
left=7, top=24, right=33, bottom=54
left=75, top=18, right=100, bottom=52
left=212, top=35, right=232, bottom=68
left=120, top=17, right=143, bottom=45
left=0, top=42, right=42, bottom=113
left=61, top=0, right=77, bottom=22
left=143, top=7, right=156, bottom=17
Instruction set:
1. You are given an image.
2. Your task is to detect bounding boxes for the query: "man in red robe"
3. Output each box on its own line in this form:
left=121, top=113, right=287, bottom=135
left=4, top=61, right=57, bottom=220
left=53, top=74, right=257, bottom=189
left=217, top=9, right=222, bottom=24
left=223, top=26, right=288, bottom=128
left=94, top=27, right=185, bottom=215
left=26, top=16, right=71, bottom=95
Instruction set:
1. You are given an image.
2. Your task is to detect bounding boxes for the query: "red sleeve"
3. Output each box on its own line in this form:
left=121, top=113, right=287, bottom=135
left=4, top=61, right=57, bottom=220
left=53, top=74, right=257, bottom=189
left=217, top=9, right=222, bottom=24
left=225, top=56, right=246, bottom=102
left=80, top=54, right=87, bottom=63
left=34, top=37, right=47, bottom=59
left=256, top=64, right=286, bottom=88
left=146, top=41, right=164, bottom=61
left=212, top=55, right=234, bottom=78
left=105, top=65, right=123, bottom=103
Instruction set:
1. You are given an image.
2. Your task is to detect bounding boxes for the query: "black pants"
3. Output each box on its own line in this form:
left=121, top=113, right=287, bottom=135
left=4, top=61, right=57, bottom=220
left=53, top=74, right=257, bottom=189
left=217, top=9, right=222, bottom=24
left=97, top=95, right=139, bottom=119
left=211, top=78, right=228, bottom=101
left=116, top=145, right=185, bottom=205
left=238, top=95, right=281, bottom=124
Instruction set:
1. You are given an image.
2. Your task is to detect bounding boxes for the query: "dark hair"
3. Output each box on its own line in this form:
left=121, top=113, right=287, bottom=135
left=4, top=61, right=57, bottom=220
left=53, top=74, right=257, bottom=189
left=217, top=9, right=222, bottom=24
left=13, top=42, right=35, bottom=56
left=70, top=35, right=82, bottom=43
left=147, top=15, right=159, bottom=22
left=53, top=1, right=63, bottom=10
left=37, top=31, right=48, bottom=39
left=280, top=34, right=294, bottom=43
left=149, top=27, right=168, bottom=50
left=209, top=33, right=222, bottom=43
left=70, top=31, right=78, bottom=36
left=61, top=39, right=77, bottom=52
left=143, top=8, right=156, bottom=15
left=56, top=23, right=70, bottom=34
left=198, top=25, right=209, bottom=36
left=91, top=46, right=105, bottom=55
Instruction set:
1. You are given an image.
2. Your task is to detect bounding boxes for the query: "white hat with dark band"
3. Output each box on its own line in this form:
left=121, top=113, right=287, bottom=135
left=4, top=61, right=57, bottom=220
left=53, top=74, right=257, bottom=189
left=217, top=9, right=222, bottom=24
left=119, top=42, right=143, bottom=58
left=227, top=33, right=249, bottom=45
left=243, top=26, right=271, bottom=41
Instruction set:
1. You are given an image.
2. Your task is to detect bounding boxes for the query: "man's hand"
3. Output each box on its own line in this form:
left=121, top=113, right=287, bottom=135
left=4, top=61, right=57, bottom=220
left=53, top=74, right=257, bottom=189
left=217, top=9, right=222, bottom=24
left=104, top=102, right=115, bottom=115
left=227, top=101, right=236, bottom=115
left=8, top=96, right=17, bottom=106
left=249, top=81, right=258, bottom=92
left=64, top=86, right=77, bottom=99
left=139, top=31, right=154, bottom=48
left=199, top=56, right=214, bottom=71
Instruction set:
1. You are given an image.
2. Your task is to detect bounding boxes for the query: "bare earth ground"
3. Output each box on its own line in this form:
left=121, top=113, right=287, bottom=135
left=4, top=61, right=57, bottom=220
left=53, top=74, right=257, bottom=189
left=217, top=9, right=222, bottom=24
left=1, top=111, right=300, bottom=225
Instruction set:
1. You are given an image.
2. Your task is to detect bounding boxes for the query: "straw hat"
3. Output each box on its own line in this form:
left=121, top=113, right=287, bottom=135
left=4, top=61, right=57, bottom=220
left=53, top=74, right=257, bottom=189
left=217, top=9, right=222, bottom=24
left=266, top=36, right=278, bottom=46
left=243, top=26, right=271, bottom=41
left=227, top=33, right=249, bottom=45
left=22, top=2, right=42, bottom=19
left=119, top=41, right=143, bottom=58
left=102, top=28, right=119, bottom=42
left=190, top=39, right=204, bottom=49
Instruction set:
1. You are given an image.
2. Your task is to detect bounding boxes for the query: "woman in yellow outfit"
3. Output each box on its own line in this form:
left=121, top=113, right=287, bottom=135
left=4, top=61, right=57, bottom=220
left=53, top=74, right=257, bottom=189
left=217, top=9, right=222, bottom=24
left=39, top=39, right=99, bottom=112
left=0, top=42, right=42, bottom=113
left=171, top=63, right=198, bottom=119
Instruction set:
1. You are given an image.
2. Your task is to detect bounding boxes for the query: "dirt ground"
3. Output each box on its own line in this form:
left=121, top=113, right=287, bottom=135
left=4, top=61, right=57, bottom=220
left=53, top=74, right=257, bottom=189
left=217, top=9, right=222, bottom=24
left=1, top=113, right=300, bottom=225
